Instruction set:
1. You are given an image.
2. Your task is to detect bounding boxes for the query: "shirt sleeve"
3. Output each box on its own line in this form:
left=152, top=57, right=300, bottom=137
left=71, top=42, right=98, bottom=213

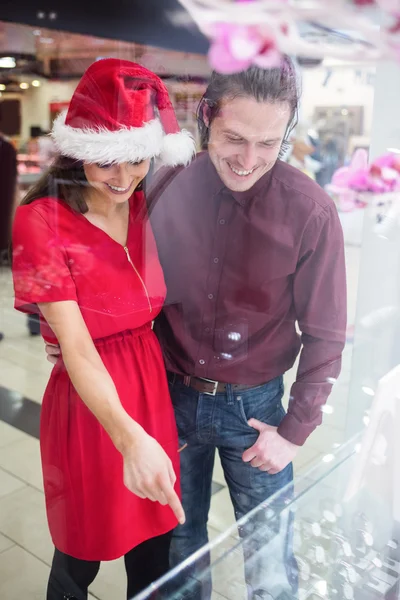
left=277, top=203, right=347, bottom=446
left=12, top=203, right=78, bottom=314
left=145, top=165, right=183, bottom=215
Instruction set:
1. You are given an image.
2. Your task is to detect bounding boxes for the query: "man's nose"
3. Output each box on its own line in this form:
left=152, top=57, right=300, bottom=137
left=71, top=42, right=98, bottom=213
left=237, top=144, right=257, bottom=171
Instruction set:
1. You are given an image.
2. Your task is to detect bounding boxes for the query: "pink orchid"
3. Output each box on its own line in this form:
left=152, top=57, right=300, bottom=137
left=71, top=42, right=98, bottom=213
left=369, top=153, right=400, bottom=191
left=330, top=148, right=370, bottom=191
left=353, top=0, right=375, bottom=6
left=371, top=152, right=396, bottom=169
left=208, top=22, right=281, bottom=74
left=326, top=149, right=374, bottom=210
left=326, top=149, right=400, bottom=211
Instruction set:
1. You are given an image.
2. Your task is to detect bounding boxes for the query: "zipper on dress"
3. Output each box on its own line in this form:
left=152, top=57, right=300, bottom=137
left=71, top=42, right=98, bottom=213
left=123, top=246, right=153, bottom=314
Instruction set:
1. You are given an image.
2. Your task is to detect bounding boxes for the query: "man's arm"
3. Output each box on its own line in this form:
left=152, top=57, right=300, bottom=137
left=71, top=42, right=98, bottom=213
left=278, top=203, right=347, bottom=446
left=243, top=202, right=346, bottom=473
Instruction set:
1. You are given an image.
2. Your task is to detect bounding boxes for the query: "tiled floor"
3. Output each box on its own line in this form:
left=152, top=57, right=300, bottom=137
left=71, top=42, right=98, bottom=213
left=0, top=245, right=361, bottom=599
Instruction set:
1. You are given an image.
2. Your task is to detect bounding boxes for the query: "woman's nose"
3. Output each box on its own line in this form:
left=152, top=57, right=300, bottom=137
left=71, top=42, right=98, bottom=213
left=113, top=163, right=132, bottom=186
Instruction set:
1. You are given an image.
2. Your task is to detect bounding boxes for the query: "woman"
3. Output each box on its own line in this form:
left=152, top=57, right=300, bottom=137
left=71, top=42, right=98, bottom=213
left=12, top=58, right=195, bottom=600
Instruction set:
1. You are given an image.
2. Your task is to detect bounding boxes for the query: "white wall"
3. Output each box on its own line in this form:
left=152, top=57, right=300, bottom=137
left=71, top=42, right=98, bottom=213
left=346, top=60, right=400, bottom=439
left=369, top=61, right=400, bottom=159
left=19, top=79, right=79, bottom=142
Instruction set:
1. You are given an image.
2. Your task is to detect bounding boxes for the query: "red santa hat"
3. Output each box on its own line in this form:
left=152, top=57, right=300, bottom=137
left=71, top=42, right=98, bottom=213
left=51, top=58, right=195, bottom=167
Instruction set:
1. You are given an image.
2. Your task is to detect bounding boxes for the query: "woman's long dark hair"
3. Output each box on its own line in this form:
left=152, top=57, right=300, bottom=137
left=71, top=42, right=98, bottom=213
left=21, top=154, right=90, bottom=213
left=21, top=154, right=148, bottom=211
left=9, top=155, right=90, bottom=264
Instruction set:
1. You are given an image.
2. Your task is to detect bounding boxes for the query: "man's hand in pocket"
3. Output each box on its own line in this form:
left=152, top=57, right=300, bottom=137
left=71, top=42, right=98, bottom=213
left=242, top=420, right=299, bottom=474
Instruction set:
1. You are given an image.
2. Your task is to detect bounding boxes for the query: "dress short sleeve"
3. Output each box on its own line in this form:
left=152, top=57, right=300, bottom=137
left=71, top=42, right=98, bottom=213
left=12, top=201, right=78, bottom=314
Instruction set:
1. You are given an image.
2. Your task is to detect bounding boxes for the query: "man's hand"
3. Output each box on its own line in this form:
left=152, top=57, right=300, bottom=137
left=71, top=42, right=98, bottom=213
left=45, top=342, right=61, bottom=365
left=242, top=419, right=300, bottom=474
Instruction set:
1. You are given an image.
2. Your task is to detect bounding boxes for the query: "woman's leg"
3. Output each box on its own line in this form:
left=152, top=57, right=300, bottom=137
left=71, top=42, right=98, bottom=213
left=47, top=548, right=100, bottom=600
left=124, top=531, right=173, bottom=599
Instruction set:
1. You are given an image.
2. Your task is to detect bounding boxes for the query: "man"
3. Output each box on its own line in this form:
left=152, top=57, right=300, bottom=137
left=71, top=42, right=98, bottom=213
left=146, top=57, right=346, bottom=599
left=47, top=58, right=346, bottom=598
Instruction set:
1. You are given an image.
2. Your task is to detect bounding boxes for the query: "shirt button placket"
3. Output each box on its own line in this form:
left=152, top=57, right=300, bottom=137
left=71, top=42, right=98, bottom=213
left=195, top=194, right=232, bottom=376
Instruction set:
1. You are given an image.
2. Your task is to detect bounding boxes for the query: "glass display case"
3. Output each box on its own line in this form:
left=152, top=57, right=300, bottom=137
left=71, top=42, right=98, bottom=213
left=134, top=413, right=400, bottom=600
left=135, top=438, right=400, bottom=600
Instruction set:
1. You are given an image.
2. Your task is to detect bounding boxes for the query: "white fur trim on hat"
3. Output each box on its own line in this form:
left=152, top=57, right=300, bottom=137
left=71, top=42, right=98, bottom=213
left=160, top=130, right=196, bottom=167
left=51, top=110, right=164, bottom=164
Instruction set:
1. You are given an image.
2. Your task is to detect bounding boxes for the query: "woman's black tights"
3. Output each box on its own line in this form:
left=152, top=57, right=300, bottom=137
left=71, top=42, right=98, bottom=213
left=46, top=531, right=172, bottom=600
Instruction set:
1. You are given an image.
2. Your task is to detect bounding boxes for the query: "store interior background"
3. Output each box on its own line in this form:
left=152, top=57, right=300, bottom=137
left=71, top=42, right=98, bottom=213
left=0, top=10, right=397, bottom=599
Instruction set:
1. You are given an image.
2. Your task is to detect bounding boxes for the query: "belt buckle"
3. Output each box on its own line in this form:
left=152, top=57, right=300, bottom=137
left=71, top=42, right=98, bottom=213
left=201, top=378, right=219, bottom=396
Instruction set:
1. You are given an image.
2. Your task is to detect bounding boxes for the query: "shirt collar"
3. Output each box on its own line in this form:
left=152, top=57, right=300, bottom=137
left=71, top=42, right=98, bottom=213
left=204, top=152, right=275, bottom=205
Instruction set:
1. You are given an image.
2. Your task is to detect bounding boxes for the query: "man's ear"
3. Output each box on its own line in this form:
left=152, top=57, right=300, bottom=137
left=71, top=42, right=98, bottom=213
left=199, top=98, right=212, bottom=128
left=203, top=104, right=210, bottom=127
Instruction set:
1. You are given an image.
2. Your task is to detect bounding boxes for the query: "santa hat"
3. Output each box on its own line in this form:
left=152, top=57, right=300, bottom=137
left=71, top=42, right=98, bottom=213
left=51, top=58, right=195, bottom=167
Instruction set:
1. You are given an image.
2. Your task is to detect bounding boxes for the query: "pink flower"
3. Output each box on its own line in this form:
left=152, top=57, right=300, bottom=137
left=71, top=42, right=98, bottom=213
left=331, top=148, right=370, bottom=191
left=208, top=22, right=281, bottom=74
left=353, top=0, right=375, bottom=5
left=371, top=152, right=396, bottom=169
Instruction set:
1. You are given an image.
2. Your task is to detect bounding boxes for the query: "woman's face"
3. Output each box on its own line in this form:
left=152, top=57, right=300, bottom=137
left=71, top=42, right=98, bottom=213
left=83, top=160, right=150, bottom=203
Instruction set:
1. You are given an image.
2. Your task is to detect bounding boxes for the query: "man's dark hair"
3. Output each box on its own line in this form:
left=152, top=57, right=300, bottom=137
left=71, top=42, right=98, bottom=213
left=197, top=56, right=300, bottom=157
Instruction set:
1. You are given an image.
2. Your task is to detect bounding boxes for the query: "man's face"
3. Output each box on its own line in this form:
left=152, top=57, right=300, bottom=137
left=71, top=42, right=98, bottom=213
left=207, top=96, right=290, bottom=192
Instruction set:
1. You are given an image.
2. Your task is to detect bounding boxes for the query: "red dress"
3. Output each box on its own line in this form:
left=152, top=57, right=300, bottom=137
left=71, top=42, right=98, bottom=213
left=12, top=193, right=180, bottom=561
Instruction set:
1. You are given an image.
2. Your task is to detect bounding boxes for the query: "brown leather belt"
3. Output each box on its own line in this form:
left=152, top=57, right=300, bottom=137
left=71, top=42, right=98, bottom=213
left=167, top=372, right=259, bottom=396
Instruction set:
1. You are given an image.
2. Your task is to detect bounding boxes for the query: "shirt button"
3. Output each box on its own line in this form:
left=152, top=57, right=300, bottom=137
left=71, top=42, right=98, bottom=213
left=219, top=219, right=225, bottom=225
left=205, top=327, right=210, bottom=333
left=199, top=359, right=205, bottom=365
left=213, top=257, right=219, bottom=264
left=208, top=293, right=214, bottom=300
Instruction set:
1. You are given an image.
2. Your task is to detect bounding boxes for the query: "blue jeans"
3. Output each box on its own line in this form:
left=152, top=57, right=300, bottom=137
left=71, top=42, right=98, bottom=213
left=168, top=375, right=297, bottom=600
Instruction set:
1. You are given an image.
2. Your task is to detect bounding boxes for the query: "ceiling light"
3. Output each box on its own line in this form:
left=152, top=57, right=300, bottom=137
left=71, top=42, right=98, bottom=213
left=0, top=84, right=6, bottom=91
left=19, top=82, right=29, bottom=90
left=32, top=80, right=41, bottom=87
left=0, top=57, right=16, bottom=69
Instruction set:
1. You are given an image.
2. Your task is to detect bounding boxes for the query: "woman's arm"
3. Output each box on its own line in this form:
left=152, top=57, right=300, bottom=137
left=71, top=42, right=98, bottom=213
left=39, top=300, right=184, bottom=524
